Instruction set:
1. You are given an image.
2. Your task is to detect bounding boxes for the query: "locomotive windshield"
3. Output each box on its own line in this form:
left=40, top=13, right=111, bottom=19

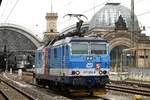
left=71, top=42, right=107, bottom=55
left=71, top=42, right=88, bottom=54
left=91, top=43, right=107, bottom=54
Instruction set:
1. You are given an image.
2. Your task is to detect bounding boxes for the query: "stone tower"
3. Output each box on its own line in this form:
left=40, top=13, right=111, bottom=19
left=43, top=12, right=58, bottom=43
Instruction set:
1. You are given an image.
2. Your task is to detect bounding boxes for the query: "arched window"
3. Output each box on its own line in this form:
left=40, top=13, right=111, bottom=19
left=50, top=29, right=53, bottom=32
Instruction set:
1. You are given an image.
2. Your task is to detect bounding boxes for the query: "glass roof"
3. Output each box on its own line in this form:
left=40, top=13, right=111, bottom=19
left=89, top=3, right=139, bottom=31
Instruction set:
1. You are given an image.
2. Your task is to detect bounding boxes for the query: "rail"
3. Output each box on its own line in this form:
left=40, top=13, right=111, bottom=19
left=106, top=80, right=150, bottom=96
left=110, top=80, right=150, bottom=88
left=0, top=75, right=36, bottom=100
left=0, top=89, right=9, bottom=100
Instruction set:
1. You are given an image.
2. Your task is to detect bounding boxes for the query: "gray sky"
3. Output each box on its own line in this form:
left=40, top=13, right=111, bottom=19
left=0, top=0, right=150, bottom=38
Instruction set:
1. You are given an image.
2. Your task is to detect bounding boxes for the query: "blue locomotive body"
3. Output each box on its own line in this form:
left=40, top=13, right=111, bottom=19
left=35, top=36, right=110, bottom=90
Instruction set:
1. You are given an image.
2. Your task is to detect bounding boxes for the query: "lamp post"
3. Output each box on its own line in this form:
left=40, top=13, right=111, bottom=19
left=131, top=0, right=135, bottom=48
left=5, top=55, right=8, bottom=72
left=4, top=45, right=8, bottom=72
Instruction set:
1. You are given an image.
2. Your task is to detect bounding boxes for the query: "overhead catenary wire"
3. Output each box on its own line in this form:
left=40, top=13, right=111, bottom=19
left=81, top=0, right=109, bottom=14
left=4, top=0, right=20, bottom=23
left=137, top=10, right=150, bottom=16
left=135, top=0, right=150, bottom=16
left=135, top=0, right=145, bottom=4
left=56, top=0, right=73, bottom=12
left=1, top=0, right=149, bottom=34
left=58, top=0, right=150, bottom=31
left=0, top=0, right=10, bottom=22
left=57, top=0, right=111, bottom=27
left=55, top=0, right=75, bottom=28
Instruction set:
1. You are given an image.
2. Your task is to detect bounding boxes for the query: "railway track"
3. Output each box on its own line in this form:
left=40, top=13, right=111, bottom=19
left=106, top=80, right=150, bottom=96
left=7, top=71, right=150, bottom=99
left=29, top=82, right=111, bottom=100
left=110, top=80, right=150, bottom=88
left=6, top=72, right=150, bottom=100
left=1, top=72, right=70, bottom=100
left=0, top=76, right=36, bottom=100
left=0, top=89, right=9, bottom=100
left=22, top=71, right=113, bottom=100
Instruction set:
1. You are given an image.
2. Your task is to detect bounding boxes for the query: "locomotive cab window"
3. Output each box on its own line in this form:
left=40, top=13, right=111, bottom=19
left=71, top=42, right=88, bottom=54
left=91, top=43, right=107, bottom=54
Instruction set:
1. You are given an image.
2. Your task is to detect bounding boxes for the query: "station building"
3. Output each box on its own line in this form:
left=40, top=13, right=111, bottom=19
left=57, top=3, right=150, bottom=81
left=0, top=23, right=42, bottom=71
left=1, top=2, right=150, bottom=81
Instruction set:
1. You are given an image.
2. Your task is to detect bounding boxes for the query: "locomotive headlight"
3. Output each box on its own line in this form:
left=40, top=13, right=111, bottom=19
left=99, top=70, right=103, bottom=74
left=103, top=70, right=107, bottom=74
left=76, top=71, right=80, bottom=75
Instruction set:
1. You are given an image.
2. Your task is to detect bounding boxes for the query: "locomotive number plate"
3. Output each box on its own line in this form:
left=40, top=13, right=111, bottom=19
left=83, top=70, right=95, bottom=74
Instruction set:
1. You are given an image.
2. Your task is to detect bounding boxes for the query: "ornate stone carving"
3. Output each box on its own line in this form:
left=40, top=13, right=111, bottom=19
left=115, top=15, right=127, bottom=30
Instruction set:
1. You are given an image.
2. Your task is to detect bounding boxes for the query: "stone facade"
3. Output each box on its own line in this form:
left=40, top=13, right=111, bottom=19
left=0, top=24, right=42, bottom=70
left=43, top=13, right=58, bottom=43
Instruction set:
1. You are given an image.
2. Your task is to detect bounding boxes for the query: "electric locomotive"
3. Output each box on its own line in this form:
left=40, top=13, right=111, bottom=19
left=34, top=14, right=110, bottom=95
left=35, top=36, right=110, bottom=92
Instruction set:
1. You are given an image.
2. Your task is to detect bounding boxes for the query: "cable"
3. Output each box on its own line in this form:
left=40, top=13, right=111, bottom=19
left=145, top=26, right=150, bottom=28
left=58, top=19, right=71, bottom=26
left=135, top=0, right=145, bottom=4
left=54, top=0, right=74, bottom=27
left=0, top=0, right=10, bottom=22
left=57, top=0, right=73, bottom=12
left=137, top=10, right=150, bottom=16
left=58, top=0, right=110, bottom=27
left=0, top=0, right=2, bottom=6
left=4, top=0, right=20, bottom=23
left=82, top=0, right=109, bottom=14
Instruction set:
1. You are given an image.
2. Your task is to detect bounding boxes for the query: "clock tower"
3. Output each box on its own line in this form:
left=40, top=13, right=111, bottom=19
left=43, top=12, right=58, bottom=43
left=43, top=1, right=58, bottom=43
